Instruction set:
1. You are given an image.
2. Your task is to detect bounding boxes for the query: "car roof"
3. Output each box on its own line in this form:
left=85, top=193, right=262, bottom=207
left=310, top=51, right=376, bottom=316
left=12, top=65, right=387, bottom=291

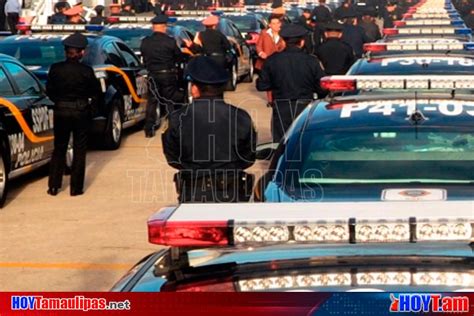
left=0, top=53, right=21, bottom=63
left=305, top=94, right=474, bottom=130
left=1, top=33, right=102, bottom=43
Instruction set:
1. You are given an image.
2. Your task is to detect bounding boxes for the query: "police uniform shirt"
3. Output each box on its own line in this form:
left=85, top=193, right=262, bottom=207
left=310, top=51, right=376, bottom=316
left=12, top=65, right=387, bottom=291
left=317, top=38, right=355, bottom=75
left=89, top=15, right=106, bottom=25
left=162, top=98, right=256, bottom=171
left=342, top=24, right=369, bottom=57
left=256, top=46, right=326, bottom=100
left=140, top=31, right=182, bottom=72
left=312, top=5, right=332, bottom=23
left=46, top=61, right=101, bottom=103
left=198, top=28, right=232, bottom=56
left=359, top=20, right=381, bottom=42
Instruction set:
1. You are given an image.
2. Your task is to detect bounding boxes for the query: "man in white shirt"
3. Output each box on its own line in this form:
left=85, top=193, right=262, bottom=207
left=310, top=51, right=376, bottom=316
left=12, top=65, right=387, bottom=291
left=5, top=0, right=20, bottom=34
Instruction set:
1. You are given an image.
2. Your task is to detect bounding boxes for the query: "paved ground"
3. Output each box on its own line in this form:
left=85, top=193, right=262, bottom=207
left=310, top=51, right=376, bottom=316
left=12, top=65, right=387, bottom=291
left=0, top=82, right=271, bottom=291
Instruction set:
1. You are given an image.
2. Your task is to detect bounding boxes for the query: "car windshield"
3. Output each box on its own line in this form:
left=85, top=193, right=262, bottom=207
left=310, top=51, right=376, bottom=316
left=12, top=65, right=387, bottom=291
left=285, top=126, right=474, bottom=187
left=102, top=28, right=152, bottom=51
left=348, top=56, right=474, bottom=75
left=0, top=41, right=65, bottom=67
left=226, top=16, right=257, bottom=32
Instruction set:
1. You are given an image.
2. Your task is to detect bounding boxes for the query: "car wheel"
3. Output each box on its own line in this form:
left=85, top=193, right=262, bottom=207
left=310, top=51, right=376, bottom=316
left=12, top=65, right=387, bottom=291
left=65, top=135, right=73, bottom=175
left=0, top=142, right=9, bottom=208
left=242, top=58, right=254, bottom=83
left=226, top=63, right=238, bottom=91
left=103, top=100, right=123, bottom=150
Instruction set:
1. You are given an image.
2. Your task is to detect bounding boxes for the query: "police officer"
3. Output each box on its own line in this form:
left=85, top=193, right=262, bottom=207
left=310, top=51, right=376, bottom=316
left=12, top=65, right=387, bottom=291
left=121, top=2, right=135, bottom=16
left=358, top=7, right=381, bottom=43
left=194, top=15, right=232, bottom=71
left=162, top=56, right=256, bottom=203
left=49, top=2, right=68, bottom=24
left=89, top=5, right=105, bottom=25
left=381, top=0, right=402, bottom=28
left=341, top=8, right=369, bottom=58
left=312, top=0, right=332, bottom=24
left=257, top=24, right=326, bottom=142
left=140, top=14, right=196, bottom=138
left=63, top=6, right=86, bottom=24
left=317, top=21, right=355, bottom=75
left=334, top=0, right=352, bottom=20
left=47, top=33, right=102, bottom=196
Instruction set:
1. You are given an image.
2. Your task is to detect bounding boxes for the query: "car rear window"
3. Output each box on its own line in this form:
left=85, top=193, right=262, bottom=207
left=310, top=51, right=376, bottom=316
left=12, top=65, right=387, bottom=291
left=102, top=28, right=152, bottom=51
left=226, top=16, right=257, bottom=32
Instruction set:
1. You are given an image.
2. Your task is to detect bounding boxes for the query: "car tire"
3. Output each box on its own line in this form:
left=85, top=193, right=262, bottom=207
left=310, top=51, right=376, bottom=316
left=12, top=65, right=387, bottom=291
left=225, top=63, right=238, bottom=91
left=65, top=134, right=73, bottom=175
left=0, top=141, right=9, bottom=208
left=242, top=58, right=254, bottom=83
left=103, top=99, right=123, bottom=150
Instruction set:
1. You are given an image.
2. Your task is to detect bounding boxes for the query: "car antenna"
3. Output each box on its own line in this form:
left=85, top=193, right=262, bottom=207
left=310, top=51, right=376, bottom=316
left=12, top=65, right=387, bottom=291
left=407, top=91, right=427, bottom=140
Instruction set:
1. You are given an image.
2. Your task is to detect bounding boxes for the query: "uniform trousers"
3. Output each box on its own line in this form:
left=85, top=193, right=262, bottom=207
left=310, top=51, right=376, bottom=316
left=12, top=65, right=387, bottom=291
left=272, top=99, right=311, bottom=142
left=49, top=107, right=90, bottom=193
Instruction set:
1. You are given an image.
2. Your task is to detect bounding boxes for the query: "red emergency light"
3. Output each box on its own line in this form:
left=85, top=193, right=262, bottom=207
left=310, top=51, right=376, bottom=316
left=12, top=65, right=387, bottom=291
left=363, top=43, right=387, bottom=52
left=320, top=77, right=356, bottom=92
left=403, top=13, right=413, bottom=19
left=393, top=21, right=406, bottom=27
left=15, top=24, right=30, bottom=32
left=165, top=10, right=175, bottom=16
left=106, top=16, right=120, bottom=24
left=383, top=28, right=399, bottom=36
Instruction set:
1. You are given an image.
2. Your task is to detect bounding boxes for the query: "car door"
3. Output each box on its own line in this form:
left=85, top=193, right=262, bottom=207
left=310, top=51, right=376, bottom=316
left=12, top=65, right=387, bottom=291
left=228, top=21, right=251, bottom=76
left=2, top=61, right=54, bottom=171
left=113, top=41, right=147, bottom=122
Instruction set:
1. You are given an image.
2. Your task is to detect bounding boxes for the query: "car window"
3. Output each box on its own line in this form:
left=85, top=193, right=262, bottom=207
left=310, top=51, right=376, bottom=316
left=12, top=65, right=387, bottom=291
left=103, top=42, right=125, bottom=67
left=0, top=41, right=65, bottom=67
left=4, top=62, right=41, bottom=96
left=116, top=42, right=140, bottom=67
left=0, top=67, right=14, bottom=96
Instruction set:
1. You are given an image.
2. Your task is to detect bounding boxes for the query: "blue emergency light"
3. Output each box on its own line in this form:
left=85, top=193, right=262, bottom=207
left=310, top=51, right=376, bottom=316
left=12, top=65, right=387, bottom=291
left=455, top=28, right=472, bottom=35
left=85, top=25, right=104, bottom=32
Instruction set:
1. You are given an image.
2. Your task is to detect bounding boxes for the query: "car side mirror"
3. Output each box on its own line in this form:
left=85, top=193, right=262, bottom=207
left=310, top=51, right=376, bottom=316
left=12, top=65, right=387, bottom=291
left=256, top=142, right=278, bottom=160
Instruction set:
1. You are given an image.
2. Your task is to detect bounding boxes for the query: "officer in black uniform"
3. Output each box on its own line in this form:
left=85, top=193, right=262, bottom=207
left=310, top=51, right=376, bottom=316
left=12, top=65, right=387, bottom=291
left=47, top=33, right=102, bottom=196
left=257, top=24, right=326, bottom=142
left=312, top=0, right=332, bottom=24
left=162, top=56, right=256, bottom=203
left=317, top=21, right=355, bottom=75
left=89, top=5, right=105, bottom=25
left=49, top=2, right=68, bottom=24
left=358, top=7, right=381, bottom=43
left=381, top=0, right=402, bottom=28
left=140, top=14, right=196, bottom=138
left=194, top=15, right=232, bottom=71
left=341, top=8, right=369, bottom=58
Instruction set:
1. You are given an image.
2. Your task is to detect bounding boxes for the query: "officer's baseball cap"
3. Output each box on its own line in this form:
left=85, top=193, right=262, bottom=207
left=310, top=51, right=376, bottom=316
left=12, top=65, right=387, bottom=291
left=280, top=24, right=308, bottom=39
left=63, top=32, right=88, bottom=49
left=185, top=56, right=229, bottom=85
left=151, top=14, right=168, bottom=24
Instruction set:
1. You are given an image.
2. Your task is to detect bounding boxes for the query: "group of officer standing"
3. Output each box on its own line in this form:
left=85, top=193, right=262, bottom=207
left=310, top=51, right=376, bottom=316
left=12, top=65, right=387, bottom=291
left=44, top=0, right=419, bottom=203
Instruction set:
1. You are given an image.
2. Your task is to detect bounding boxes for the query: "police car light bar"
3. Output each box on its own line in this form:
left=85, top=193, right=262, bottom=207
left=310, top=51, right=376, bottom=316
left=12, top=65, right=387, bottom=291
left=321, top=75, right=474, bottom=91
left=107, top=16, right=152, bottom=23
left=21, top=24, right=103, bottom=33
left=147, top=202, right=473, bottom=247
left=383, top=28, right=471, bottom=36
left=363, top=42, right=474, bottom=52
left=403, top=13, right=459, bottom=19
left=394, top=19, right=464, bottom=27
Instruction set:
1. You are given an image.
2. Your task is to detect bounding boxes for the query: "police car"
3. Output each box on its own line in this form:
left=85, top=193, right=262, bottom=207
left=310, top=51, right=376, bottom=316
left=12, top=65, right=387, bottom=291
left=253, top=76, right=474, bottom=202
left=111, top=202, right=473, bottom=292
left=223, top=11, right=268, bottom=57
left=0, top=54, right=70, bottom=207
left=0, top=24, right=148, bottom=150
left=349, top=50, right=474, bottom=77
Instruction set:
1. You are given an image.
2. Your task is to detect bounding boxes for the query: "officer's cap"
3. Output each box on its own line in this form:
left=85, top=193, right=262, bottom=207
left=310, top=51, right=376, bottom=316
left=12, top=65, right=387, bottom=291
left=302, top=8, right=311, bottom=13
left=361, top=7, right=378, bottom=17
left=54, top=1, right=69, bottom=10
left=271, top=0, right=283, bottom=9
left=151, top=14, right=168, bottom=24
left=185, top=56, right=229, bottom=85
left=324, top=21, right=344, bottom=31
left=280, top=24, right=308, bottom=39
left=202, top=15, right=219, bottom=26
left=62, top=32, right=88, bottom=49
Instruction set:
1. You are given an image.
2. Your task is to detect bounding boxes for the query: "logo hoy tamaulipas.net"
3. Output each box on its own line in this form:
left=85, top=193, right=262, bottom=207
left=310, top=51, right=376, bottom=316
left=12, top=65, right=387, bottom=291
left=390, top=294, right=470, bottom=313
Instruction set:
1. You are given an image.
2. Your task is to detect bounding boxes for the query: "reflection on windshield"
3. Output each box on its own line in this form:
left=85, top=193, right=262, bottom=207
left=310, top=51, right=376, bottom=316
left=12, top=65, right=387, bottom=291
left=0, top=42, right=65, bottom=67
left=103, top=29, right=153, bottom=51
